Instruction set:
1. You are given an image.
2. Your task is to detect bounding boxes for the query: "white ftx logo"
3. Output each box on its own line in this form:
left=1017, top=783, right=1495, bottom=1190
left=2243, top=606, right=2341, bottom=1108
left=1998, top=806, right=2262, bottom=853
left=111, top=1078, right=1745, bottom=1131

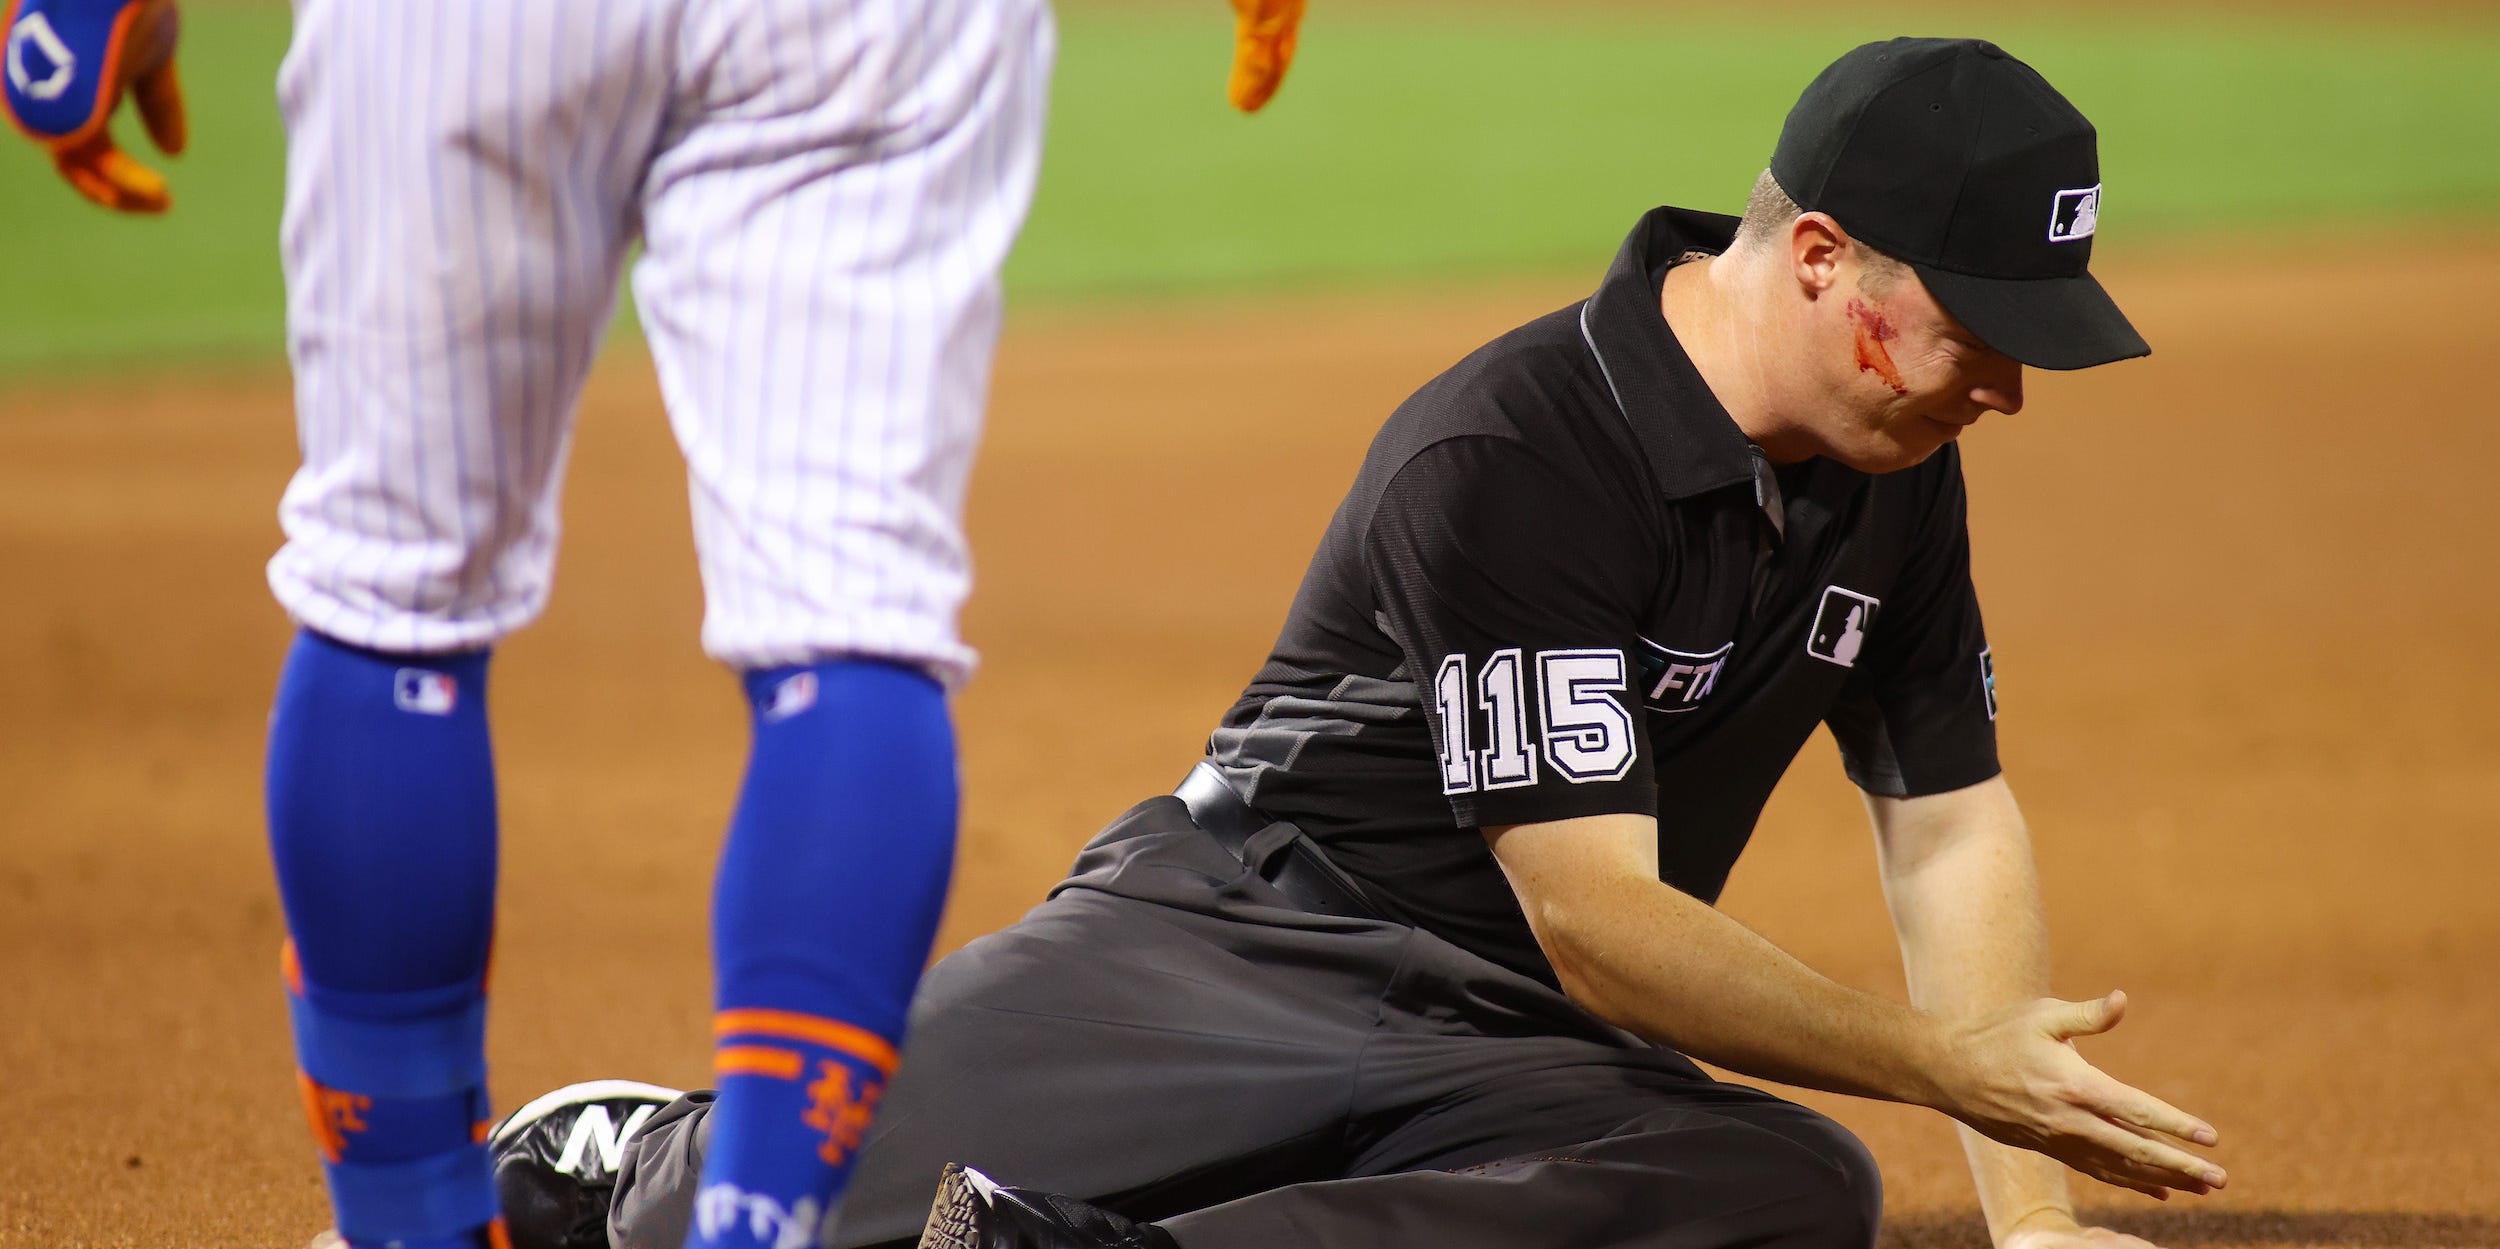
left=7, top=13, right=75, bottom=101
left=1640, top=638, right=1732, bottom=713
left=2048, top=184, right=2100, bottom=243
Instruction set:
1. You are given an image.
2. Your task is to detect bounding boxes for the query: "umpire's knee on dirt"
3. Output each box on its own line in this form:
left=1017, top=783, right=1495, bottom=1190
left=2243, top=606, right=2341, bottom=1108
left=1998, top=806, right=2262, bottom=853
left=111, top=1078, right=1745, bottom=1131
left=1623, top=1101, right=1882, bottom=1249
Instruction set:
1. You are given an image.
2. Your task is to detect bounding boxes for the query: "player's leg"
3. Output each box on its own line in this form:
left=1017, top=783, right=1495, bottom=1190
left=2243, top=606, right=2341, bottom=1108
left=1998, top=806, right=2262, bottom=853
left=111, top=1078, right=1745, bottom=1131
left=627, top=0, right=1054, bottom=1246
left=266, top=3, right=670, bottom=1245
left=588, top=800, right=1390, bottom=1249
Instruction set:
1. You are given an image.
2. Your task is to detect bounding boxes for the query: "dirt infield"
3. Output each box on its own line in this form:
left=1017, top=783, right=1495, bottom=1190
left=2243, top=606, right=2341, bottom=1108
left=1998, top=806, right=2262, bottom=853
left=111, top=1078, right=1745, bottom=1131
left=5, top=239, right=2497, bottom=1248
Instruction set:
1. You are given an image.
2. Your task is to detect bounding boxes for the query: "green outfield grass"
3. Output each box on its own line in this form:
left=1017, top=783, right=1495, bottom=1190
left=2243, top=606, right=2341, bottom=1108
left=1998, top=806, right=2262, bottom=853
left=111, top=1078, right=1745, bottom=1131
left=3, top=4, right=2496, bottom=374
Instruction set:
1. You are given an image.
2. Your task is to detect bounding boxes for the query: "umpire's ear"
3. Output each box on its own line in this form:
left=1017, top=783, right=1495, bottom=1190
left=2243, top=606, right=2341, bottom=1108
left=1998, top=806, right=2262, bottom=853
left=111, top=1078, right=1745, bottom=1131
left=1787, top=212, right=1855, bottom=299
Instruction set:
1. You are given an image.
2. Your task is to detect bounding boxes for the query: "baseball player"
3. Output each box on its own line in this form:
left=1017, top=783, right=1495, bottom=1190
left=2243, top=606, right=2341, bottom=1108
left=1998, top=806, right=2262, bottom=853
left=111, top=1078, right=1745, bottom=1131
left=7, top=4, right=1305, bottom=1249
left=500, top=37, right=2225, bottom=1249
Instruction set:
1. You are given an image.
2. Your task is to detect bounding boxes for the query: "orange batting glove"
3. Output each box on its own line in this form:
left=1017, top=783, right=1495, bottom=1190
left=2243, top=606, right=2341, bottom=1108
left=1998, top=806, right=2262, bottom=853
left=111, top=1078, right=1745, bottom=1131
left=4, top=0, right=187, bottom=213
left=1227, top=0, right=1305, bottom=113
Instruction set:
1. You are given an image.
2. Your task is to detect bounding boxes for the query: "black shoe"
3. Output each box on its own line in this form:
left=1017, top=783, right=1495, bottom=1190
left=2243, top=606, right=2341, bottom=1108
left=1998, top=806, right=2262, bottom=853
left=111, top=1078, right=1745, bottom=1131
left=918, top=1164, right=1179, bottom=1249
left=491, top=1080, right=687, bottom=1249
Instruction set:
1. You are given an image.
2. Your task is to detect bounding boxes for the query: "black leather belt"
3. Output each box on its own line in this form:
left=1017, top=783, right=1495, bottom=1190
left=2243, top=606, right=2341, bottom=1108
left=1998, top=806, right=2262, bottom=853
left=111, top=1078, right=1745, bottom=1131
left=1174, top=763, right=1387, bottom=922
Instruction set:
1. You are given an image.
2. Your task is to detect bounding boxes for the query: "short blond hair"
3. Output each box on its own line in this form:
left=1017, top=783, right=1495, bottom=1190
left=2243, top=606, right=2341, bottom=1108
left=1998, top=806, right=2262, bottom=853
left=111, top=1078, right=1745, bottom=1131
left=1731, top=169, right=1909, bottom=295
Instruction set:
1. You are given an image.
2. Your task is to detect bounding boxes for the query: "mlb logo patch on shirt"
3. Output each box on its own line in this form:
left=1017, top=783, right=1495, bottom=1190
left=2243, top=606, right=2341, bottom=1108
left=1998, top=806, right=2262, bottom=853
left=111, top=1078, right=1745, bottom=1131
left=1806, top=586, right=1880, bottom=668
left=393, top=668, right=458, bottom=716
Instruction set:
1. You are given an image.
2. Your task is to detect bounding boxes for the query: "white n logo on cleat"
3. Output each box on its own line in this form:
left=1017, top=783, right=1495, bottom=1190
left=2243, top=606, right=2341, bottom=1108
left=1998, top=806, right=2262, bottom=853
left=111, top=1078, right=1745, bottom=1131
left=554, top=1102, right=660, bottom=1176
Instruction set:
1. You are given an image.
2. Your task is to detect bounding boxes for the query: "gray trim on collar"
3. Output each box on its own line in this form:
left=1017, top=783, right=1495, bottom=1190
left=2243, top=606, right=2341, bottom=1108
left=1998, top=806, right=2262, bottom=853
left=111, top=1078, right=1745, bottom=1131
left=1578, top=205, right=1760, bottom=501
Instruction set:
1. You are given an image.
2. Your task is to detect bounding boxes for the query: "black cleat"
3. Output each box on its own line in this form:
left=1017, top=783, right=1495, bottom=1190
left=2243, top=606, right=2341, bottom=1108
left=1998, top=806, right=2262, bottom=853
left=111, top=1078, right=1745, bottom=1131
left=491, top=1080, right=686, bottom=1249
left=918, top=1163, right=1179, bottom=1249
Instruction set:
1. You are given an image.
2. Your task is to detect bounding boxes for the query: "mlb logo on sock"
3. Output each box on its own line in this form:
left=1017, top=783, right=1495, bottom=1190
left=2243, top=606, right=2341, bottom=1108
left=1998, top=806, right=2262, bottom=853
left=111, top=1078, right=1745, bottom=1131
left=762, top=671, right=819, bottom=723
left=392, top=668, right=458, bottom=715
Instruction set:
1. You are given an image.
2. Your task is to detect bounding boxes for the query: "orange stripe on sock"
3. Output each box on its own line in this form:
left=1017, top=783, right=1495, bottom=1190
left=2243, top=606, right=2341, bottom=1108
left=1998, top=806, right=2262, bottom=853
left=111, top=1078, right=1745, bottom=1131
left=714, top=1044, right=805, bottom=1080
left=484, top=1218, right=513, bottom=1249
left=713, top=1009, right=900, bottom=1075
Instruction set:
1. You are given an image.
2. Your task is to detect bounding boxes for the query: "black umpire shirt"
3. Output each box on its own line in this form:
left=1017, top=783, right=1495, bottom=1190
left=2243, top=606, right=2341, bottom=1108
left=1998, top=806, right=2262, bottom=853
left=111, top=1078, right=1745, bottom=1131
left=1207, top=205, right=2002, bottom=987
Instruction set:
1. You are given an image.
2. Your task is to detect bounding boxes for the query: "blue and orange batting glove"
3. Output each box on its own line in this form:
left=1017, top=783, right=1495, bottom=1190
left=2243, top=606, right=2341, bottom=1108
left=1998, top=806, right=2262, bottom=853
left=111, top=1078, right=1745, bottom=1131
left=1228, top=0, right=1305, bottom=113
left=4, top=0, right=185, bottom=213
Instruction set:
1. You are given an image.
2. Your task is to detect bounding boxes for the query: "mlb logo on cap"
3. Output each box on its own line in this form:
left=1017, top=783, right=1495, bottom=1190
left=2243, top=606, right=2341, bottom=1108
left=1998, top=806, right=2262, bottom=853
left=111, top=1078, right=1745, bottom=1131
left=2049, top=185, right=2100, bottom=243
left=1769, top=37, right=2149, bottom=370
left=393, top=668, right=459, bottom=716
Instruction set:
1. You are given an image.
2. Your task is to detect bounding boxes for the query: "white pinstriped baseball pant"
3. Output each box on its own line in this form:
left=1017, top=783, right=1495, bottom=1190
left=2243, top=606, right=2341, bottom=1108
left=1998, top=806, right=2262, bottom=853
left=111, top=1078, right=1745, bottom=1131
left=268, top=0, right=1054, bottom=682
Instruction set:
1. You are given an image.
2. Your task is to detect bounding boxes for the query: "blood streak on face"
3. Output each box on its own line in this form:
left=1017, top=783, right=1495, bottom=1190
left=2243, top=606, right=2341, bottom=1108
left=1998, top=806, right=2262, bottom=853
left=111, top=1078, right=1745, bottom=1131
left=1847, top=297, right=1908, bottom=396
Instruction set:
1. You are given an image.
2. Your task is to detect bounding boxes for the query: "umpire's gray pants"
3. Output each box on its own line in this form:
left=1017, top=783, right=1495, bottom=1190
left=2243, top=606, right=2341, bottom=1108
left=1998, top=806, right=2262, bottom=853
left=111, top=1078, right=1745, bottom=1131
left=612, top=796, right=1883, bottom=1249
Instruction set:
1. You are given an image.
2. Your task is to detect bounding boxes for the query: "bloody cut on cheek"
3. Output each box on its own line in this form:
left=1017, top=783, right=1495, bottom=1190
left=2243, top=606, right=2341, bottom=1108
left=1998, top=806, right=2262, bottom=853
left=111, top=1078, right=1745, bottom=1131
left=1846, top=297, right=1908, bottom=396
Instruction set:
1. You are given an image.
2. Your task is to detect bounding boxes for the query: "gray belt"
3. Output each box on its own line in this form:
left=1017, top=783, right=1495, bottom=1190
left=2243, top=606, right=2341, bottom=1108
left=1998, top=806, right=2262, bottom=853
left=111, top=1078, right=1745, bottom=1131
left=1174, top=763, right=1388, bottom=922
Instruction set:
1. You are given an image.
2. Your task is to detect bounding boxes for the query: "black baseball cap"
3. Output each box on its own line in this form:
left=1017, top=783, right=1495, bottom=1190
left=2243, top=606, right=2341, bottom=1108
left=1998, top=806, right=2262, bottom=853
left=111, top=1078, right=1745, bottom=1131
left=1770, top=37, right=2149, bottom=370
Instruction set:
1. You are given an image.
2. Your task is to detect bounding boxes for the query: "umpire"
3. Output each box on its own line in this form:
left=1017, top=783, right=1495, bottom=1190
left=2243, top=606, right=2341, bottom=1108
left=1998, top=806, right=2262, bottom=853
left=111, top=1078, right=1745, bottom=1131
left=547, top=36, right=2226, bottom=1249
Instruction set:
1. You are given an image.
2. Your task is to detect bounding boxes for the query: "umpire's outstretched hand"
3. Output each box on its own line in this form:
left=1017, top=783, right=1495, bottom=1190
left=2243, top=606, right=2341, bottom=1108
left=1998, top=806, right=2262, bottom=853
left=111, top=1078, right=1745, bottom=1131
left=1934, top=990, right=2227, bottom=1200
left=4, top=0, right=186, bottom=212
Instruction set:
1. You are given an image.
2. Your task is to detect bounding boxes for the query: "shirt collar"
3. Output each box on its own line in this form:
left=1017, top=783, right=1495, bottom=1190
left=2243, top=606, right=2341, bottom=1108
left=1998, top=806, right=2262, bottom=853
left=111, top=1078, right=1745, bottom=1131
left=1576, top=205, right=1757, bottom=501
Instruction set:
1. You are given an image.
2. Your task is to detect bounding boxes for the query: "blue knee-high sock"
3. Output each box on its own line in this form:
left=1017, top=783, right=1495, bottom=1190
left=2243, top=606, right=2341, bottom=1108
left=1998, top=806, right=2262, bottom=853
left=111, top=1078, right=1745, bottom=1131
left=267, top=630, right=502, bottom=1249
left=685, top=660, right=958, bottom=1249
